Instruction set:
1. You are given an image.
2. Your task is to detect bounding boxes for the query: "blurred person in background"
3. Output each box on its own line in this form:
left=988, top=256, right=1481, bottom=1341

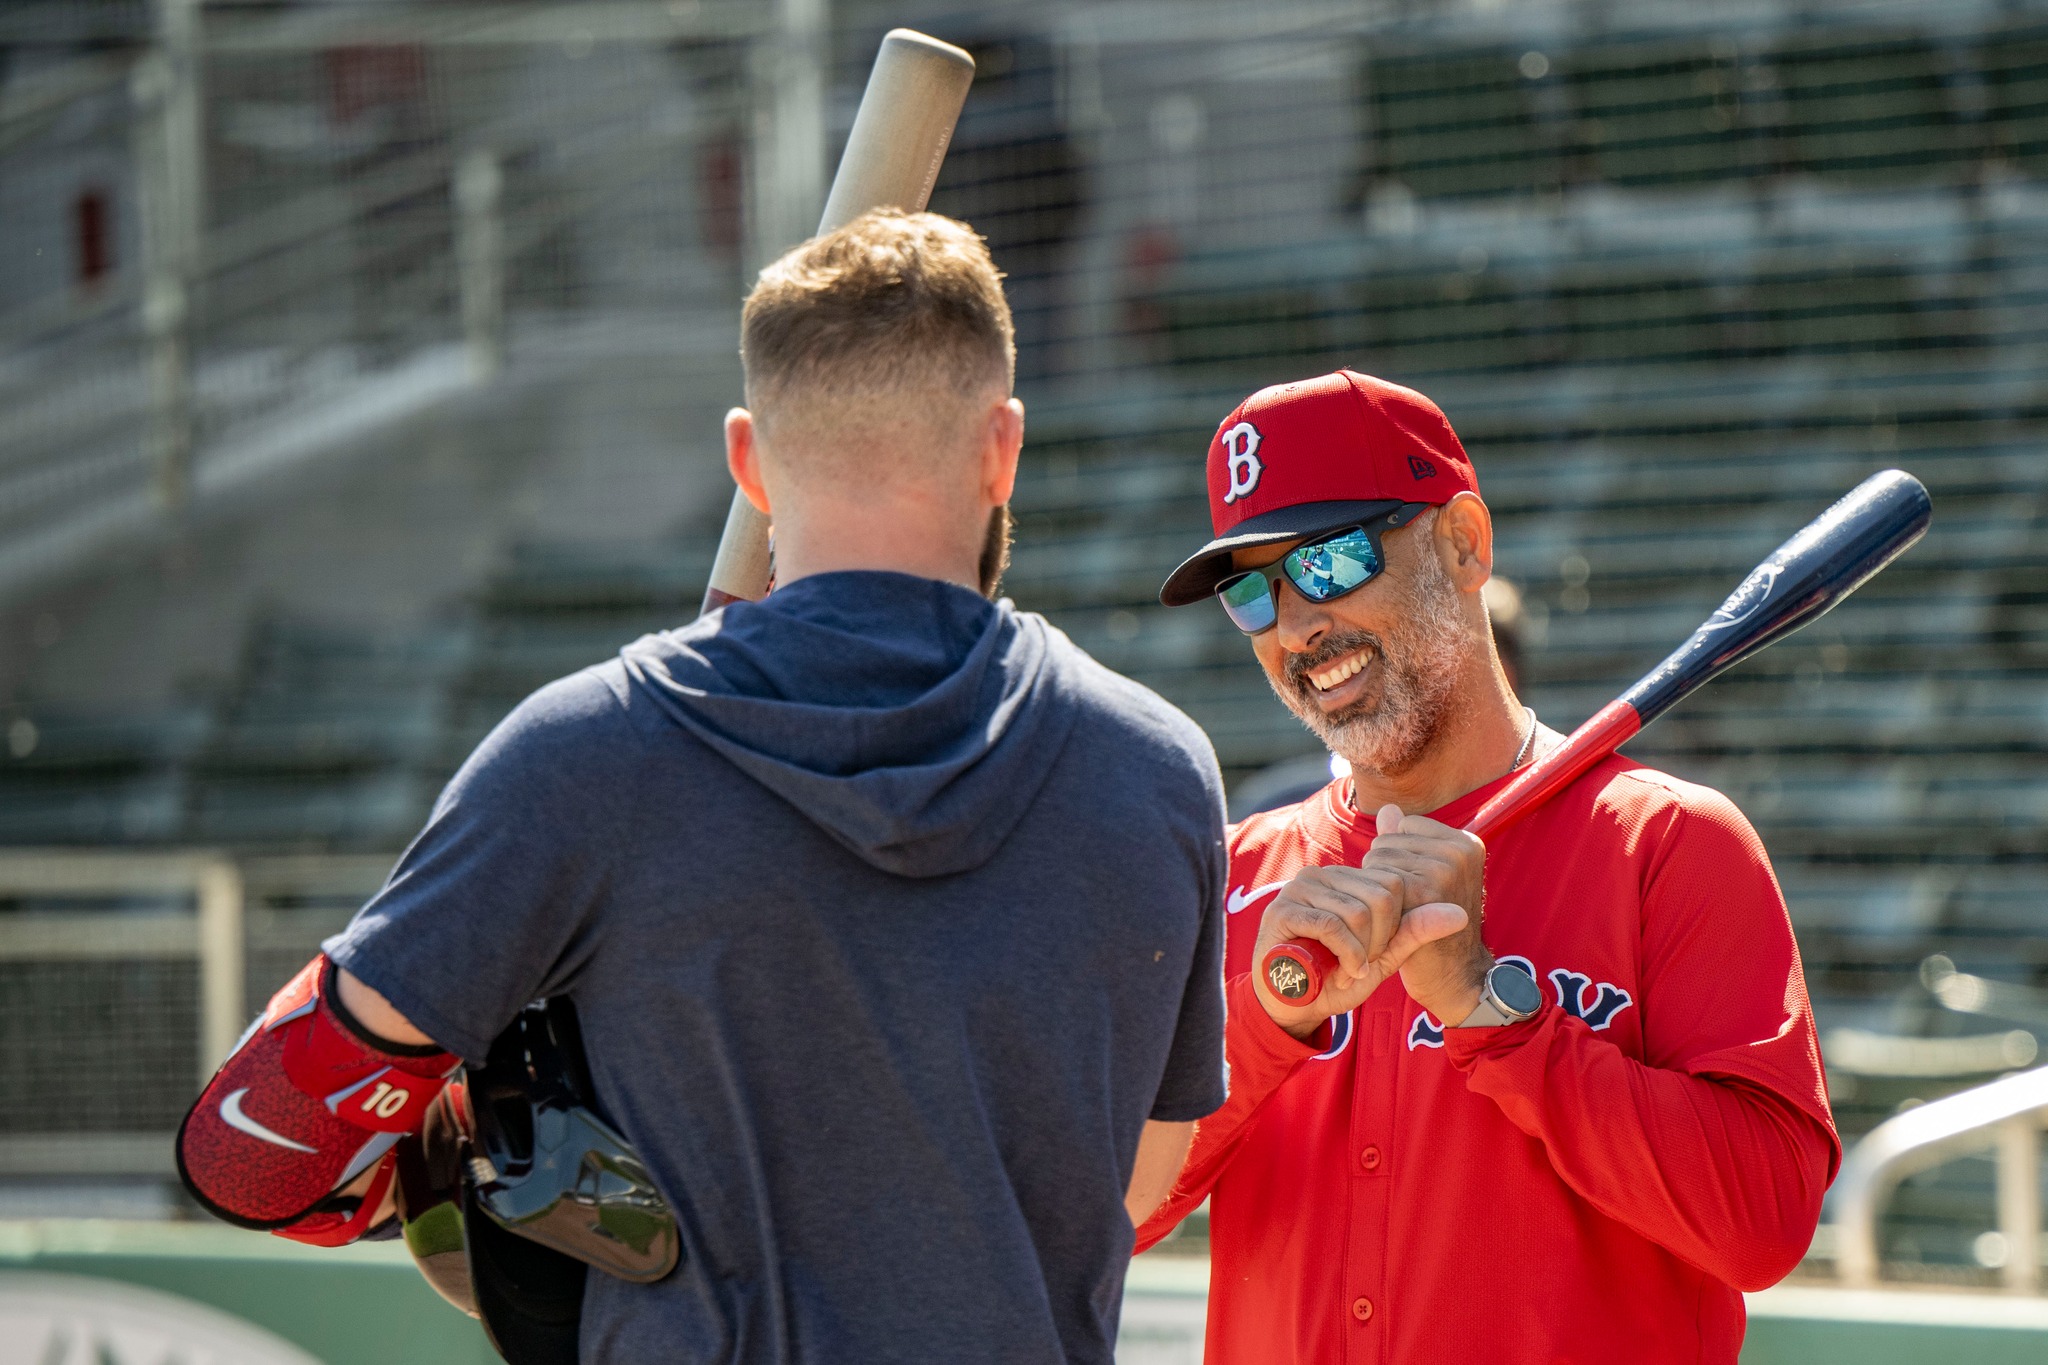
left=1144, top=370, right=1837, bottom=1364
left=1482, top=573, right=1525, bottom=692
left=175, top=211, right=1226, bottom=1365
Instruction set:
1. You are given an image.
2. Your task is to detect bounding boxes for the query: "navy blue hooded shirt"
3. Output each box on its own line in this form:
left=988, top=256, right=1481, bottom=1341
left=326, top=572, right=1228, bottom=1364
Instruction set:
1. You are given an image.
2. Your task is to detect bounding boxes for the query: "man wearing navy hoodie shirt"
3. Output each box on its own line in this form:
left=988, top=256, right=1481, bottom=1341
left=177, top=211, right=1227, bottom=1362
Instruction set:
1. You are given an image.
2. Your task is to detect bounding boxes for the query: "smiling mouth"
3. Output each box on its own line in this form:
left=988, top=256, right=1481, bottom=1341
left=1306, top=648, right=1370, bottom=692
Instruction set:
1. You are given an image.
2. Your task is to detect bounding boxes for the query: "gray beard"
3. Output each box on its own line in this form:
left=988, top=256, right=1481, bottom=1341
left=1268, top=546, right=1470, bottom=780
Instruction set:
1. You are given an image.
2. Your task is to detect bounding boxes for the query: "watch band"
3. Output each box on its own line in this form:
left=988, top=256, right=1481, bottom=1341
left=1451, top=963, right=1540, bottom=1028
left=1453, top=991, right=1512, bottom=1028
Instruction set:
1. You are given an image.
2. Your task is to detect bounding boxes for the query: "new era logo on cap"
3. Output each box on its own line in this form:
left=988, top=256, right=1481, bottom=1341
left=1159, top=370, right=1481, bottom=606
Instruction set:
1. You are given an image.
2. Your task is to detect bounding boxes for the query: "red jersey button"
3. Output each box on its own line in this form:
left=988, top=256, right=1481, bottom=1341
left=1351, top=1296, right=1374, bottom=1322
left=1360, top=1145, right=1383, bottom=1172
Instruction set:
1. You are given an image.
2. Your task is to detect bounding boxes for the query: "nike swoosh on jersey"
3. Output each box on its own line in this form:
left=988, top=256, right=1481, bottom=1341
left=1226, top=880, right=1289, bottom=915
left=220, top=1088, right=319, bottom=1154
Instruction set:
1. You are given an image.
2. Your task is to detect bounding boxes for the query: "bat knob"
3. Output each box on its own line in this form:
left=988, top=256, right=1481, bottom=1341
left=1261, top=940, right=1339, bottom=1007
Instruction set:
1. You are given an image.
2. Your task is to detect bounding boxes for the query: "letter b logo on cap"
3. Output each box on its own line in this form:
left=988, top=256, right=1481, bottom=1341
left=1221, top=421, right=1264, bottom=504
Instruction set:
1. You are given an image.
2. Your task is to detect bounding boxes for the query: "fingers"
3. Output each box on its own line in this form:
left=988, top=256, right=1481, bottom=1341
left=1286, top=888, right=1400, bottom=961
left=1365, top=809, right=1484, bottom=919
left=1369, top=842, right=1478, bottom=875
left=1370, top=829, right=1482, bottom=863
left=1372, top=808, right=1483, bottom=864
left=1378, top=901, right=1470, bottom=973
left=1264, top=899, right=1372, bottom=982
left=1289, top=866, right=1404, bottom=962
left=1385, top=808, right=1473, bottom=840
left=1262, top=862, right=1411, bottom=981
left=1285, top=866, right=1397, bottom=912
left=1357, top=843, right=1458, bottom=910
left=1364, top=842, right=1460, bottom=881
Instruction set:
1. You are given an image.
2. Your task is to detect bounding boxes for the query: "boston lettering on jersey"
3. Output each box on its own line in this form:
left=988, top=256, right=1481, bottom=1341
left=1406, top=954, right=1634, bottom=1049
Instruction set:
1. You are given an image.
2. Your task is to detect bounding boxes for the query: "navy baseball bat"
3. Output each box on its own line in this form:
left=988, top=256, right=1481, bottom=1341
left=1261, top=468, right=1933, bottom=1008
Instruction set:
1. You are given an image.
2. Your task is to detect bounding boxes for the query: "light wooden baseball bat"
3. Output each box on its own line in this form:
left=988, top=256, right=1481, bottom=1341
left=699, top=29, right=976, bottom=614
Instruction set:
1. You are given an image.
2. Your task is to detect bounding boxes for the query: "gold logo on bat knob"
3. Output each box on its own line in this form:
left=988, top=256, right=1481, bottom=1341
left=1268, top=958, right=1310, bottom=1000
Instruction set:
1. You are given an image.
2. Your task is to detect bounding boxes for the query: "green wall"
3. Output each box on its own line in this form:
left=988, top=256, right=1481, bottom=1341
left=8, top=1221, right=2048, bottom=1364
left=1742, top=1284, right=2048, bottom=1365
left=1, top=1220, right=495, bottom=1365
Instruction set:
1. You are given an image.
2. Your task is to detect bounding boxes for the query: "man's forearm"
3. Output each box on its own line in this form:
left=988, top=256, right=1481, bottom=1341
left=1135, top=973, right=1322, bottom=1251
left=1127, top=1121, right=1194, bottom=1226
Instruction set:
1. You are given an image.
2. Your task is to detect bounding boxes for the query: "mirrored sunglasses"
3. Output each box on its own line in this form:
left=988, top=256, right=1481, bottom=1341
left=1214, top=507, right=1426, bottom=635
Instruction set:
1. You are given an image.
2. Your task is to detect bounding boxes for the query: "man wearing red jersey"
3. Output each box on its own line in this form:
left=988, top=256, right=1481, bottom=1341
left=1145, top=370, right=1839, bottom=1364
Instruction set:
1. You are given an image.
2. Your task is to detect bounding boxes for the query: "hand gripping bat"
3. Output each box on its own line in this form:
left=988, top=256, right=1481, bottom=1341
left=1260, top=468, right=1934, bottom=1008
left=699, top=30, right=976, bottom=615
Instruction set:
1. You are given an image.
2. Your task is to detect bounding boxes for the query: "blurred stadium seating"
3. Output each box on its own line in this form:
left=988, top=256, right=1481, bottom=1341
left=0, top=0, right=2044, bottom=1296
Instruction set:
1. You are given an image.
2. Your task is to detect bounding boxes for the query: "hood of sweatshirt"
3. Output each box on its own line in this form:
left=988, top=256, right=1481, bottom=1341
left=619, top=571, right=1078, bottom=878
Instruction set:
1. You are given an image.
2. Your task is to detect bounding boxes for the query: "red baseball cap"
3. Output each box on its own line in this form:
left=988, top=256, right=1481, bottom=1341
left=1158, top=369, right=1480, bottom=606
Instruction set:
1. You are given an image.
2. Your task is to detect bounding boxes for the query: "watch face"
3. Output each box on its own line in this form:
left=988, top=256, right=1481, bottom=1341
left=1491, top=962, right=1544, bottom=1016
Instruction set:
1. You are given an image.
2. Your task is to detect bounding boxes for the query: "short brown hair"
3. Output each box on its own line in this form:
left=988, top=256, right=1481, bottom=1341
left=741, top=210, right=1014, bottom=444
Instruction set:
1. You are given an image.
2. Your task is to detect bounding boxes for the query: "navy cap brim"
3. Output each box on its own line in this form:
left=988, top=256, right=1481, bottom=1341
left=1158, top=499, right=1413, bottom=607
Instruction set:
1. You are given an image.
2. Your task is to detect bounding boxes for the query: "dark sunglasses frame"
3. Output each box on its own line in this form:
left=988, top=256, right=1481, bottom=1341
left=1214, top=503, right=1433, bottom=635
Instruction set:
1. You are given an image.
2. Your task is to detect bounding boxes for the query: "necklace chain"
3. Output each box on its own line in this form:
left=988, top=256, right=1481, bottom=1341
left=1511, top=706, right=1538, bottom=770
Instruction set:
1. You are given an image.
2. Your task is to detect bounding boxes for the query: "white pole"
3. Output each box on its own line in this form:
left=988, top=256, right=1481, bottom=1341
left=1998, top=1116, right=2042, bottom=1294
left=134, top=0, right=206, bottom=513
left=746, top=0, right=829, bottom=277
left=194, top=856, right=245, bottom=1083
left=455, top=148, right=506, bottom=380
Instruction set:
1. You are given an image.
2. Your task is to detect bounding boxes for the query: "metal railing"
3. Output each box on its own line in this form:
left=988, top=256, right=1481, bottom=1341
left=0, top=851, right=241, bottom=1181
left=1833, top=1066, right=2048, bottom=1293
left=0, top=849, right=392, bottom=1179
left=0, top=850, right=244, bottom=1084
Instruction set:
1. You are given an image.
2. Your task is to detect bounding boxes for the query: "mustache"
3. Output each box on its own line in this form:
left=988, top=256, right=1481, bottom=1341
left=1282, top=630, right=1384, bottom=690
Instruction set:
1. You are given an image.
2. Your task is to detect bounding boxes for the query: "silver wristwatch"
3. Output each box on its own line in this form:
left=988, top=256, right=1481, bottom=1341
left=1452, top=960, right=1544, bottom=1028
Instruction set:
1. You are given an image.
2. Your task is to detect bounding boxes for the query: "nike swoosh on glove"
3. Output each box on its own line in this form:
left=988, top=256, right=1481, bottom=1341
left=176, top=954, right=459, bottom=1236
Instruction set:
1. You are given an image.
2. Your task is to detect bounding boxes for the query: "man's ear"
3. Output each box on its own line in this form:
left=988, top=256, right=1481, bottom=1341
left=1436, top=491, right=1494, bottom=593
left=981, top=397, right=1025, bottom=506
left=725, top=407, right=772, bottom=515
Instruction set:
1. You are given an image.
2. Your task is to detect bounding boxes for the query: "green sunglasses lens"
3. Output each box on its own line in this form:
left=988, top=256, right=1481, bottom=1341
left=1217, top=571, right=1277, bottom=633
left=1284, top=528, right=1382, bottom=601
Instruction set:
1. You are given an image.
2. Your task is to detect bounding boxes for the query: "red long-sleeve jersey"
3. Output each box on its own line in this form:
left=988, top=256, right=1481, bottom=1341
left=1136, top=755, right=1840, bottom=1365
